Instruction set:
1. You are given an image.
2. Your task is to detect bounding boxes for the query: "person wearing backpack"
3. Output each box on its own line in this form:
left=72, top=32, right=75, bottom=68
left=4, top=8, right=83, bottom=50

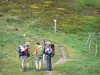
left=45, top=42, right=55, bottom=71
left=21, top=42, right=30, bottom=72
left=41, top=40, right=47, bottom=69
left=45, top=42, right=53, bottom=71
left=34, top=43, right=43, bottom=72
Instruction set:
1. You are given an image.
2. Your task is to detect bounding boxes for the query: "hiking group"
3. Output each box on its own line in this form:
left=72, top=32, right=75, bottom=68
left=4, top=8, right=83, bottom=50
left=17, top=41, right=55, bottom=72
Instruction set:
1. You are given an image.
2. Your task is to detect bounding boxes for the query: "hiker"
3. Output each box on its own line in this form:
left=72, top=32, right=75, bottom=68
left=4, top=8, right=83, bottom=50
left=45, top=42, right=52, bottom=71
left=22, top=42, right=30, bottom=72
left=41, top=40, right=47, bottom=69
left=45, top=42, right=55, bottom=71
left=34, top=43, right=43, bottom=72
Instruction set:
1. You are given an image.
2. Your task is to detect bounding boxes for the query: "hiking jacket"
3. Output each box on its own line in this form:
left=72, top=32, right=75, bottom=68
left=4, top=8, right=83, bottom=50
left=24, top=46, right=29, bottom=56
left=35, top=45, right=43, bottom=56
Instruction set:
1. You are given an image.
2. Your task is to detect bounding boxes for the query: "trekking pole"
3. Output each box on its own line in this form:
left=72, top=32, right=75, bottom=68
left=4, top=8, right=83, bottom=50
left=31, top=53, right=34, bottom=69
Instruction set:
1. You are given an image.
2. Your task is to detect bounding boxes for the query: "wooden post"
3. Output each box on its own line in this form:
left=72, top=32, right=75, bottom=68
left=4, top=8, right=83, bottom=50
left=89, top=40, right=91, bottom=52
left=95, top=40, right=98, bottom=56
left=85, top=33, right=91, bottom=47
left=54, top=19, right=57, bottom=33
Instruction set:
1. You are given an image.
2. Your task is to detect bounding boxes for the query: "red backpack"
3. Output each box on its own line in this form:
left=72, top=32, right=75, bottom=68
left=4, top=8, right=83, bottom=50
left=50, top=44, right=55, bottom=57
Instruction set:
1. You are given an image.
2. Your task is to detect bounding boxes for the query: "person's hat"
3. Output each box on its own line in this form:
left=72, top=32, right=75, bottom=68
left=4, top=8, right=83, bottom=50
left=25, top=42, right=30, bottom=46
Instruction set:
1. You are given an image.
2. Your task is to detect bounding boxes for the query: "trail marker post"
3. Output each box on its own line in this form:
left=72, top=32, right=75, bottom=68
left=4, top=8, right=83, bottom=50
left=54, top=19, right=57, bottom=33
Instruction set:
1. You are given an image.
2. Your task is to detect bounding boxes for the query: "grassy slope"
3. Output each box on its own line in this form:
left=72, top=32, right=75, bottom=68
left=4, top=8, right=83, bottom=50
left=54, top=57, right=100, bottom=75
left=0, top=0, right=100, bottom=75
left=0, top=23, right=100, bottom=75
left=0, top=0, right=100, bottom=32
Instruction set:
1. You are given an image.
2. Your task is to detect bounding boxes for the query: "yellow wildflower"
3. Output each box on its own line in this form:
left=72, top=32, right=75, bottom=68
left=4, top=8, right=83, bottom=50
left=57, top=8, right=65, bottom=11
left=31, top=5, right=40, bottom=9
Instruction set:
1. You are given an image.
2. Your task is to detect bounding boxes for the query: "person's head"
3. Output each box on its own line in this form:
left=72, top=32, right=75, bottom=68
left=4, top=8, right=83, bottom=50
left=25, top=42, right=30, bottom=47
left=50, top=44, right=55, bottom=49
left=36, top=42, right=40, bottom=46
left=46, top=41, right=51, bottom=48
left=46, top=41, right=51, bottom=45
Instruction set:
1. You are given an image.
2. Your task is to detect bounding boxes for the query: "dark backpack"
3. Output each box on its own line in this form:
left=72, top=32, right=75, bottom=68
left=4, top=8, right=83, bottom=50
left=17, top=45, right=25, bottom=56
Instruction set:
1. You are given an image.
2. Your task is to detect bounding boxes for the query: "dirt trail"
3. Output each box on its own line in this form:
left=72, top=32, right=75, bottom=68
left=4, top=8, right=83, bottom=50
left=55, top=45, right=79, bottom=65
left=55, top=46, right=67, bottom=64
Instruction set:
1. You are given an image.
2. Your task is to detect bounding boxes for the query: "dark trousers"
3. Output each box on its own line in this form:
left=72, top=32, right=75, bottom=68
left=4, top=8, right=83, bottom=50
left=47, top=55, right=52, bottom=71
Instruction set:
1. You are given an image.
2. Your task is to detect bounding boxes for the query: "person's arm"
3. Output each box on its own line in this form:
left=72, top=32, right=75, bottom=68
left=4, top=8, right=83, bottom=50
left=24, top=46, right=29, bottom=56
left=45, top=48, right=49, bottom=53
left=33, top=45, right=38, bottom=55
left=24, top=46, right=27, bottom=51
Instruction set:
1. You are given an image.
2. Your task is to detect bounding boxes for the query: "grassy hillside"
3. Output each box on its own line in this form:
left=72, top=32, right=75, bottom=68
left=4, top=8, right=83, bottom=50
left=54, top=57, right=100, bottom=75
left=0, top=0, right=100, bottom=33
left=0, top=25, right=100, bottom=75
left=0, top=0, right=100, bottom=75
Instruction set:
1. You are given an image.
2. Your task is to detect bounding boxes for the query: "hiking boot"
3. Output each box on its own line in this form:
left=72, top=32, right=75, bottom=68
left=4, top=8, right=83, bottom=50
left=38, top=69, right=41, bottom=72
left=26, top=68, right=29, bottom=72
left=36, top=69, right=39, bottom=72
left=22, top=68, right=25, bottom=72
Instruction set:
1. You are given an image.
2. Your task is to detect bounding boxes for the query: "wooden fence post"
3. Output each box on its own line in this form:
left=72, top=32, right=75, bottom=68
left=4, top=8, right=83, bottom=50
left=85, top=33, right=91, bottom=47
left=95, top=40, right=98, bottom=56
left=89, top=40, right=91, bottom=52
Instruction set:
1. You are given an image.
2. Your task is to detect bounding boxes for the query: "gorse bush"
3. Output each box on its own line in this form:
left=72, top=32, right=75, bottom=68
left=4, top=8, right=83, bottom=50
left=0, top=0, right=100, bottom=33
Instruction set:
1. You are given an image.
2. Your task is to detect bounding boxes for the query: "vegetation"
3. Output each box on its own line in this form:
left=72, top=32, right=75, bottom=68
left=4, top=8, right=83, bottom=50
left=0, top=0, right=100, bottom=75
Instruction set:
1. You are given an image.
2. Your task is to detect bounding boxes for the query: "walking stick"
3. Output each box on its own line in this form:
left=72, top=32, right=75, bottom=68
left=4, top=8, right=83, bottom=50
left=31, top=53, right=34, bottom=69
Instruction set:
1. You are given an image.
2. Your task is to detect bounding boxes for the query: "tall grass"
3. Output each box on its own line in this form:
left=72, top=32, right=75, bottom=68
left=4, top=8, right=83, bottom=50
left=76, top=0, right=100, bottom=8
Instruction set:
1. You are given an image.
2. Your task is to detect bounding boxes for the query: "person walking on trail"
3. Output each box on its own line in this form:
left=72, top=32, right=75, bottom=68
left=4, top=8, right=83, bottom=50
left=41, top=40, right=47, bottom=69
left=34, top=43, right=43, bottom=72
left=45, top=42, right=55, bottom=71
left=22, top=42, right=30, bottom=72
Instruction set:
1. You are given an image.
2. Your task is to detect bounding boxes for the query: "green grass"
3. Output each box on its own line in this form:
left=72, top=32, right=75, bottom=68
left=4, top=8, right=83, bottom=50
left=0, top=24, right=100, bottom=75
left=54, top=57, right=100, bottom=75
left=0, top=21, right=100, bottom=74
left=0, top=26, right=62, bottom=75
